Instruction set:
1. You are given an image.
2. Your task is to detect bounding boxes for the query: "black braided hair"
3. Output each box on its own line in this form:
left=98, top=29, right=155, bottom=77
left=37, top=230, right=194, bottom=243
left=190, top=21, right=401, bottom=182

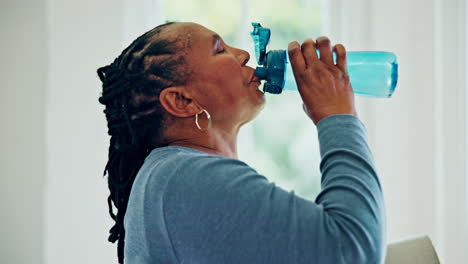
left=97, top=22, right=190, bottom=263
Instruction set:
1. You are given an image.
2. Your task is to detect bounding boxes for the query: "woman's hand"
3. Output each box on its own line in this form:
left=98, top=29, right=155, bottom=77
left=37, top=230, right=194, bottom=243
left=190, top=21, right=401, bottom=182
left=288, top=37, right=357, bottom=124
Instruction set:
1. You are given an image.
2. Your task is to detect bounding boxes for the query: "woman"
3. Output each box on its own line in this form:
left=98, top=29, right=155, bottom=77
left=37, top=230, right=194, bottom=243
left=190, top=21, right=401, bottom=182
left=97, top=22, right=386, bottom=264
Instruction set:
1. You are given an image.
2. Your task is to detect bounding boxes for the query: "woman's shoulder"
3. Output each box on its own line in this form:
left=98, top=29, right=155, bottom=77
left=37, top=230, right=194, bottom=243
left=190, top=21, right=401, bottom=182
left=143, top=145, right=265, bottom=189
left=145, top=145, right=254, bottom=172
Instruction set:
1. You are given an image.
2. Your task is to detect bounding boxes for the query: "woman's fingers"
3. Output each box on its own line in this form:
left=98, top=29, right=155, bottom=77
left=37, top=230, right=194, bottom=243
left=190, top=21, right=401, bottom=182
left=288, top=37, right=355, bottom=124
left=300, top=38, right=319, bottom=67
left=288, top=41, right=306, bottom=81
left=294, top=37, right=347, bottom=76
left=333, top=44, right=348, bottom=74
left=316, top=36, right=334, bottom=66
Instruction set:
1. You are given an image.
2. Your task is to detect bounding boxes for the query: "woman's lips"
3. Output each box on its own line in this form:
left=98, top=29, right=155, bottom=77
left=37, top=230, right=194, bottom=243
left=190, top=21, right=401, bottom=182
left=250, top=74, right=264, bottom=94
left=250, top=74, right=261, bottom=83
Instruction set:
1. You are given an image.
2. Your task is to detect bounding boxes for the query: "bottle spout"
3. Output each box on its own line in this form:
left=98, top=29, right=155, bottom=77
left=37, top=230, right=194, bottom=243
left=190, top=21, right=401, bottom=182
left=255, top=67, right=268, bottom=80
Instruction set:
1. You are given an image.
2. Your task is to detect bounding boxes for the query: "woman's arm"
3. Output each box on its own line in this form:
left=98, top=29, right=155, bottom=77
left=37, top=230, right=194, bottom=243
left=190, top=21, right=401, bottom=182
left=160, top=114, right=385, bottom=264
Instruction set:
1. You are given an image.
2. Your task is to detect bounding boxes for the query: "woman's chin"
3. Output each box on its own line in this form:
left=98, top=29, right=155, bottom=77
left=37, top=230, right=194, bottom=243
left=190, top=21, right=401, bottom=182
left=241, top=82, right=266, bottom=122
left=250, top=81, right=266, bottom=100
left=251, top=95, right=266, bottom=120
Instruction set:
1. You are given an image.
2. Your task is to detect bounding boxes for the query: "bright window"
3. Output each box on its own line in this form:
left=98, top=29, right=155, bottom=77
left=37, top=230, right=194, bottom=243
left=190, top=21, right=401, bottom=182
left=162, top=0, right=324, bottom=198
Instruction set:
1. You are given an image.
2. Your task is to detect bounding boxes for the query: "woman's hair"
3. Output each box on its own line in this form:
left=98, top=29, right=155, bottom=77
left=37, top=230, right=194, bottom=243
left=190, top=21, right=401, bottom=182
left=97, top=22, right=189, bottom=263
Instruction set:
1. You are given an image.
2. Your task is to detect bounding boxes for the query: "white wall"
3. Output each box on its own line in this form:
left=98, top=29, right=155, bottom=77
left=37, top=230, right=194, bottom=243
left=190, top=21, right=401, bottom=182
left=45, top=0, right=128, bottom=263
left=44, top=0, right=168, bottom=262
left=0, top=1, right=47, bottom=263
left=0, top=0, right=162, bottom=263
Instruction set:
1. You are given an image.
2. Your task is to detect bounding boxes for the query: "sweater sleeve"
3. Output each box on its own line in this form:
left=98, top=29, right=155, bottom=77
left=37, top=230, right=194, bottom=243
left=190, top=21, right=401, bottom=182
left=162, top=115, right=386, bottom=264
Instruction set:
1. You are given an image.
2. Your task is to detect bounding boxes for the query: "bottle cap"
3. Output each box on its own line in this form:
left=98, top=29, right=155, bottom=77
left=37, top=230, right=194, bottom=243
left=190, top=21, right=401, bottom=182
left=251, top=22, right=287, bottom=94
left=250, top=22, right=271, bottom=65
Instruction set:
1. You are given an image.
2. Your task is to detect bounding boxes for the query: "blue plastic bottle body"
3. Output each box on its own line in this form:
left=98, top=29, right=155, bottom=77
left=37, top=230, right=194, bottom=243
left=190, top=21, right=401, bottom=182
left=283, top=51, right=398, bottom=98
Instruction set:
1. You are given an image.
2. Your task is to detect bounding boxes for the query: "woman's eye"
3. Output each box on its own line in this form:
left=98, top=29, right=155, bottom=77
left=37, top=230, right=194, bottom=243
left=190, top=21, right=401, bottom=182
left=214, top=39, right=226, bottom=54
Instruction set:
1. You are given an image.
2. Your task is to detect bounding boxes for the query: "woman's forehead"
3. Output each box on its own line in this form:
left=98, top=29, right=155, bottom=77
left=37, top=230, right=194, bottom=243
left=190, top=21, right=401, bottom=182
left=167, top=22, right=218, bottom=49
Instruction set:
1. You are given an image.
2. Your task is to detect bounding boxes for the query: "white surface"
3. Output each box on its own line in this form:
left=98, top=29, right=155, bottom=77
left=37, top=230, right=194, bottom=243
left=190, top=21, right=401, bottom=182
left=385, top=236, right=440, bottom=264
left=0, top=1, right=47, bottom=263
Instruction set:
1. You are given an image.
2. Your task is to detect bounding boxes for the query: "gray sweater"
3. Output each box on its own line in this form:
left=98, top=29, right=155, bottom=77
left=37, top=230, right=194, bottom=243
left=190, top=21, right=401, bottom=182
left=123, top=114, right=386, bottom=263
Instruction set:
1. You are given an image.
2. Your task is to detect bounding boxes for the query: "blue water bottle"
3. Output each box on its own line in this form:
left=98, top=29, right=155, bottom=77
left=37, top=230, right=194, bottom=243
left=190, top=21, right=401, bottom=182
left=251, top=23, right=399, bottom=97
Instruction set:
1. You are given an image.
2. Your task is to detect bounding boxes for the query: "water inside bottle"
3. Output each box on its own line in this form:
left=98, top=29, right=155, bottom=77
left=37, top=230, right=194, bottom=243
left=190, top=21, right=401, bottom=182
left=282, top=51, right=398, bottom=98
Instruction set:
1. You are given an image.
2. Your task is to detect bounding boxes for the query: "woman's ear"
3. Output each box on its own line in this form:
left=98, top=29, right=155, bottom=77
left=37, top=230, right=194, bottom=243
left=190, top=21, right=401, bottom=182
left=159, top=86, right=199, bottom=118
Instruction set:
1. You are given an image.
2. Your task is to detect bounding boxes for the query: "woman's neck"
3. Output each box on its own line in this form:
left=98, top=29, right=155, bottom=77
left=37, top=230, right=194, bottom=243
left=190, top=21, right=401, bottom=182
left=167, top=126, right=239, bottom=159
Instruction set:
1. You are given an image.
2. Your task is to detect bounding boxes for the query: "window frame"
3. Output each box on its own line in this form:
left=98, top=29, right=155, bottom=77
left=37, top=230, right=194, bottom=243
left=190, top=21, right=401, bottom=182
left=324, top=0, right=468, bottom=262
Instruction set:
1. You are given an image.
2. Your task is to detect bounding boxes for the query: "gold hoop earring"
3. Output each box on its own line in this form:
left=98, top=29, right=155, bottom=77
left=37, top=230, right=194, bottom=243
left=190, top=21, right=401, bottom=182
left=195, top=109, right=211, bottom=130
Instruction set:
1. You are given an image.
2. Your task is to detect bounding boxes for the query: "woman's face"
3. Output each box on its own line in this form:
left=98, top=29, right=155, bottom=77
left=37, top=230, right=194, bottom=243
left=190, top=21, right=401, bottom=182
left=169, top=23, right=265, bottom=128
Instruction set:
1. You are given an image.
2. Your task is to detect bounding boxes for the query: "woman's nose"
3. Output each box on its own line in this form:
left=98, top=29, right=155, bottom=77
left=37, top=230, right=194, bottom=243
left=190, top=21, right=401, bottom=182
left=236, top=49, right=250, bottom=66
